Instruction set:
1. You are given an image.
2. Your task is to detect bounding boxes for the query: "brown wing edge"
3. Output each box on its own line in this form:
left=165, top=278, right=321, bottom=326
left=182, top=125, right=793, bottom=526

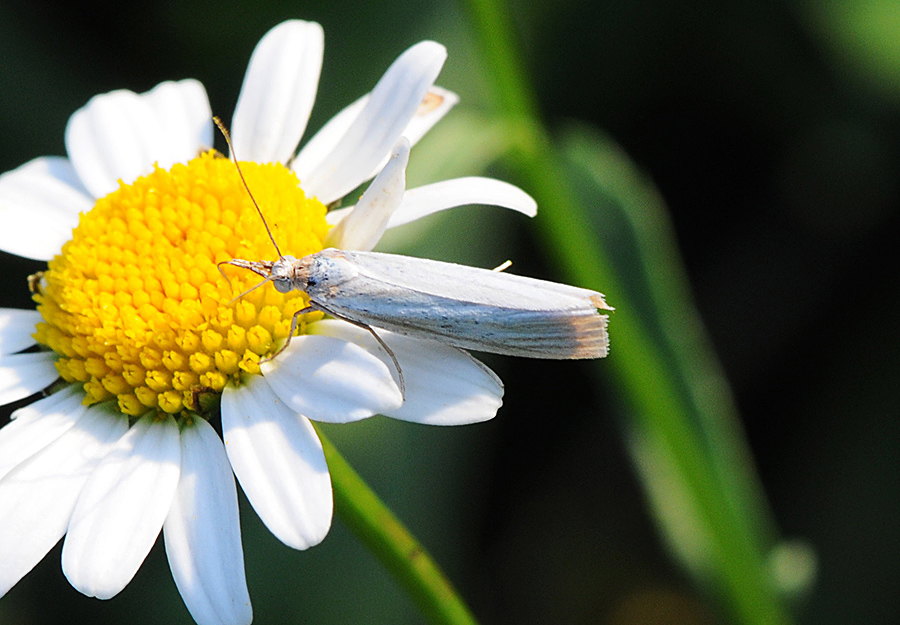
left=572, top=292, right=612, bottom=359
left=590, top=292, right=614, bottom=312
left=566, top=309, right=610, bottom=359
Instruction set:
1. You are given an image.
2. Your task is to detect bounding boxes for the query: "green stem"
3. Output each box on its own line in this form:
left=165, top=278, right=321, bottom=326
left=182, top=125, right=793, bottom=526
left=316, top=427, right=479, bottom=625
left=458, top=0, right=791, bottom=624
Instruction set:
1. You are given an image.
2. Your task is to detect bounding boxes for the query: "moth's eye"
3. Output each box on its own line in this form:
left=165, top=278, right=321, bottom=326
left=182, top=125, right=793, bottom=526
left=273, top=278, right=293, bottom=294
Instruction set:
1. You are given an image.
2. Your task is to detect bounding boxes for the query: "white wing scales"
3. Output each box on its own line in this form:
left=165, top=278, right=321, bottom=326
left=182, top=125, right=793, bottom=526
left=303, top=249, right=611, bottom=359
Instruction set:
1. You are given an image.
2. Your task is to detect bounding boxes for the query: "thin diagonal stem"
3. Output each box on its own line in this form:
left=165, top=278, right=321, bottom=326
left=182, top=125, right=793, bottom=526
left=317, top=427, right=479, bottom=625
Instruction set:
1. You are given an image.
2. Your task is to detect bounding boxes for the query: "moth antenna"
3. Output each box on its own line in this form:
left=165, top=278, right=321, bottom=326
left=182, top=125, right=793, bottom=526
left=216, top=262, right=234, bottom=289
left=217, top=259, right=279, bottom=303
left=228, top=275, right=279, bottom=305
left=213, top=116, right=284, bottom=259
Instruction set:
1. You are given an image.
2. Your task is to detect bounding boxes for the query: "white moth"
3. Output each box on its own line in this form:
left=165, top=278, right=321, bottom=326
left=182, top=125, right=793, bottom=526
left=224, top=248, right=612, bottom=362
left=212, top=118, right=611, bottom=388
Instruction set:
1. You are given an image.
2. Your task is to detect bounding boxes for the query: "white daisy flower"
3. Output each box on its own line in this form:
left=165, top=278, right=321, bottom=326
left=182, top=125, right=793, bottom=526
left=0, top=19, right=540, bottom=625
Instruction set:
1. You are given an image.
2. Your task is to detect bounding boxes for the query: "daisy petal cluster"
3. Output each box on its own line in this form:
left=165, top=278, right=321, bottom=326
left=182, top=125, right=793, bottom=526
left=0, top=19, right=536, bottom=625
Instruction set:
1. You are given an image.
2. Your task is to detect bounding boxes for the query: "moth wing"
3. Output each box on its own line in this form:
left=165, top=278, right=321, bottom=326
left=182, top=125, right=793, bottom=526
left=309, top=249, right=611, bottom=359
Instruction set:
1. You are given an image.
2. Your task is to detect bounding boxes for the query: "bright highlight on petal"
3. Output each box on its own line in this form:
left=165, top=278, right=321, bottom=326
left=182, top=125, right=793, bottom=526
left=387, top=176, right=538, bottom=227
left=144, top=80, right=215, bottom=165
left=326, top=176, right=538, bottom=231
left=222, top=375, right=332, bottom=550
left=0, top=352, right=59, bottom=405
left=232, top=20, right=324, bottom=164
left=66, top=86, right=178, bottom=198
left=0, top=309, right=43, bottom=355
left=260, top=334, right=404, bottom=423
left=0, top=157, right=91, bottom=261
left=63, top=413, right=181, bottom=599
left=164, top=418, right=252, bottom=625
left=0, top=385, right=84, bottom=480
left=311, top=320, right=504, bottom=425
left=0, top=404, right=127, bottom=596
left=292, top=85, right=457, bottom=186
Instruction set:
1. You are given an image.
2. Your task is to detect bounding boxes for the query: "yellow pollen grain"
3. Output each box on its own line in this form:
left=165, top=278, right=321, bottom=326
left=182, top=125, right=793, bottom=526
left=36, top=151, right=328, bottom=416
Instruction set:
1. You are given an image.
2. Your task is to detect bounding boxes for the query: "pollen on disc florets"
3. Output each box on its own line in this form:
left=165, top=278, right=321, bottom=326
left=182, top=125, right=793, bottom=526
left=33, top=151, right=329, bottom=417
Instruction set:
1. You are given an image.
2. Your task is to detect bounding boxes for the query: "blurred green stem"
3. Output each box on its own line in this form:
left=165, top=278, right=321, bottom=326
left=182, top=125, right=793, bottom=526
left=459, top=0, right=791, bottom=624
left=316, top=427, right=479, bottom=625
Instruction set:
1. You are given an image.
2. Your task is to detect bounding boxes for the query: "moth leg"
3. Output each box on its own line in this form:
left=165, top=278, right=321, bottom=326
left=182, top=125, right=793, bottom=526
left=260, top=304, right=316, bottom=364
left=357, top=322, right=406, bottom=400
left=315, top=308, right=406, bottom=399
left=307, top=306, right=407, bottom=399
left=260, top=303, right=406, bottom=400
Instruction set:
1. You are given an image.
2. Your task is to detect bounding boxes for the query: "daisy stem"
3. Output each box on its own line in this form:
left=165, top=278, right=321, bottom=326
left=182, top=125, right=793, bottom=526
left=460, top=0, right=792, bottom=624
left=315, top=427, right=479, bottom=625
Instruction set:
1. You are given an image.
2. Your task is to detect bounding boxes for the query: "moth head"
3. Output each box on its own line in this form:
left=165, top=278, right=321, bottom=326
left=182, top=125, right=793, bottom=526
left=271, top=255, right=299, bottom=293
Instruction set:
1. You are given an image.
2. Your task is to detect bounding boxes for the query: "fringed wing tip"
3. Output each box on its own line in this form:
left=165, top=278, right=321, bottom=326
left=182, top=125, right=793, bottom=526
left=580, top=292, right=612, bottom=359
left=568, top=311, right=610, bottom=359
left=590, top=292, right=614, bottom=311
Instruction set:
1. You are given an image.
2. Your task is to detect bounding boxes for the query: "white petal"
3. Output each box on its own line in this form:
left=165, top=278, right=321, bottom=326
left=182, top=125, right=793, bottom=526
left=0, top=385, right=84, bottom=480
left=324, top=138, right=410, bottom=251
left=63, top=413, right=181, bottom=599
left=66, top=81, right=208, bottom=199
left=0, top=404, right=127, bottom=596
left=0, top=352, right=59, bottom=406
left=396, top=86, right=459, bottom=150
left=231, top=20, right=324, bottom=164
left=360, top=86, right=459, bottom=183
left=222, top=377, right=332, bottom=550
left=297, top=41, right=446, bottom=205
left=65, top=89, right=162, bottom=198
left=164, top=418, right=252, bottom=625
left=144, top=79, right=214, bottom=160
left=260, top=334, right=402, bottom=423
left=327, top=176, right=538, bottom=232
left=292, top=94, right=368, bottom=181
left=0, top=157, right=91, bottom=260
left=0, top=309, right=42, bottom=355
left=294, top=86, right=456, bottom=187
left=310, top=320, right=504, bottom=425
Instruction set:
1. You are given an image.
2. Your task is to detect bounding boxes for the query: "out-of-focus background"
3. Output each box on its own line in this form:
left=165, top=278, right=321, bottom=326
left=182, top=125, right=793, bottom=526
left=1, top=0, right=897, bottom=623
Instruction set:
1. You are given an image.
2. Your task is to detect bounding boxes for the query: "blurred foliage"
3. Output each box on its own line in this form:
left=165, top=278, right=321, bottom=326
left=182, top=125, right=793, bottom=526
left=802, top=0, right=900, bottom=102
left=1, top=0, right=898, bottom=624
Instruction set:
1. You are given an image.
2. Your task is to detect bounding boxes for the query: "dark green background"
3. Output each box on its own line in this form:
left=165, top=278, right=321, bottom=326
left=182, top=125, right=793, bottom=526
left=1, top=1, right=897, bottom=623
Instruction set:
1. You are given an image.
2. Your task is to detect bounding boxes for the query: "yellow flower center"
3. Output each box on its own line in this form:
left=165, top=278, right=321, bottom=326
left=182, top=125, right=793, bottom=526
left=33, top=151, right=328, bottom=417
